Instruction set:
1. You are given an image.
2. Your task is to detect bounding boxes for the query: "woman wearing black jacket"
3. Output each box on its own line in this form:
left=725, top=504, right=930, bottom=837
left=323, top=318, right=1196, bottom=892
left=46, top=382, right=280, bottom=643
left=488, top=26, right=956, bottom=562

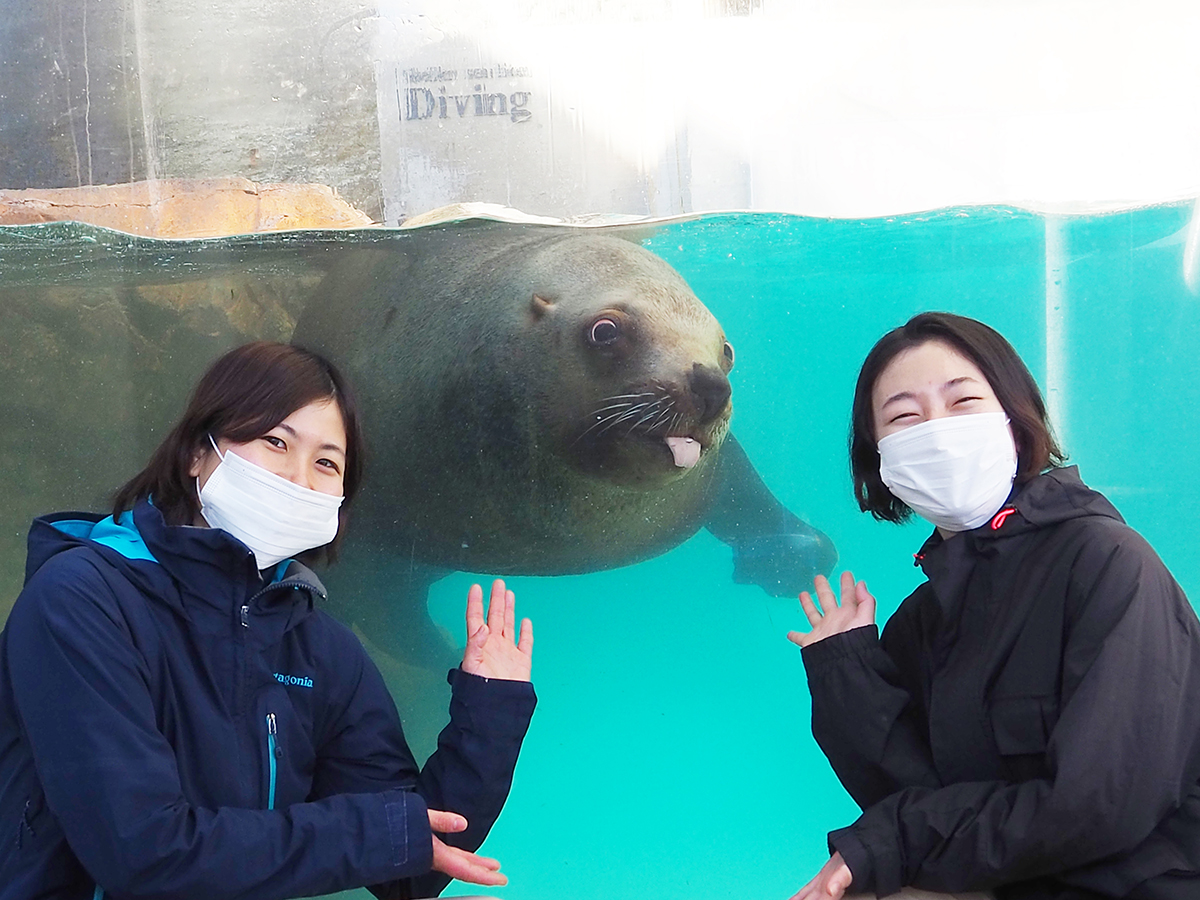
left=788, top=313, right=1200, bottom=900
left=0, top=342, right=536, bottom=900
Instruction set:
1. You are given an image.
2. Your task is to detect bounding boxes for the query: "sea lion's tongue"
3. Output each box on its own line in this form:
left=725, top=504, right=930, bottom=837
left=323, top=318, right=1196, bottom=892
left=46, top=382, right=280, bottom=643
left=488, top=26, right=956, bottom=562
left=665, top=436, right=701, bottom=469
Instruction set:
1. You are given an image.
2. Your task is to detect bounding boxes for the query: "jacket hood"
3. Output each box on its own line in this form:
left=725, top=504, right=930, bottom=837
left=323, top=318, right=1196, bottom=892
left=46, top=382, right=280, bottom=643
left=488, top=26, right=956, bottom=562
left=990, top=465, right=1124, bottom=537
left=913, top=466, right=1123, bottom=554
left=912, top=466, right=1124, bottom=603
left=24, top=501, right=326, bottom=631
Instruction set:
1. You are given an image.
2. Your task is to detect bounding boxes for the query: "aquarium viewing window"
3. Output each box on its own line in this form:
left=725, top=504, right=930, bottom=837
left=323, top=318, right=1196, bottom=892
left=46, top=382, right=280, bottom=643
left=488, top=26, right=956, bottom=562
left=2, top=2, right=1199, bottom=899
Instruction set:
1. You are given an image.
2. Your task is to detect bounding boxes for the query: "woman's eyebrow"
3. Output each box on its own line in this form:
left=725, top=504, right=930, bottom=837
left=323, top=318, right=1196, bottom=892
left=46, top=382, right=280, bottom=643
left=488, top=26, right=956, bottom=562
left=881, top=376, right=981, bottom=409
left=881, top=389, right=917, bottom=409
left=944, top=375, right=981, bottom=391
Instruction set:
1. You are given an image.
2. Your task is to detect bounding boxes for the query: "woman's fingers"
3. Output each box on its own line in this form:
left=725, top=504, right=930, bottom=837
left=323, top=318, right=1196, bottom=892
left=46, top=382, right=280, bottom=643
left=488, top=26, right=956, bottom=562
left=431, top=835, right=508, bottom=886
left=798, top=590, right=822, bottom=626
left=427, top=808, right=468, bottom=833
left=465, top=583, right=485, bottom=636
left=829, top=862, right=853, bottom=895
left=504, top=588, right=516, bottom=639
left=838, top=570, right=859, bottom=612
left=787, top=869, right=822, bottom=900
left=855, top=579, right=877, bottom=626
left=517, top=617, right=534, bottom=658
left=812, top=575, right=838, bottom=615
left=460, top=578, right=534, bottom=680
left=793, top=572, right=874, bottom=648
left=487, top=579, right=507, bottom=634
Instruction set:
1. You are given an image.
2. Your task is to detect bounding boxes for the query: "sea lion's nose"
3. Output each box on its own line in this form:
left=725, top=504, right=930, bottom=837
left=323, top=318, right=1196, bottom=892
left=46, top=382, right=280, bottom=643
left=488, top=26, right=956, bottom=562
left=689, top=363, right=732, bottom=423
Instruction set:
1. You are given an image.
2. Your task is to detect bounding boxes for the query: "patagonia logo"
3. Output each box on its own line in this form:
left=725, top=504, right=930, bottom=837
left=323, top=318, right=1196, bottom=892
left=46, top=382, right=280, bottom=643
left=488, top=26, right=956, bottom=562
left=273, top=673, right=314, bottom=689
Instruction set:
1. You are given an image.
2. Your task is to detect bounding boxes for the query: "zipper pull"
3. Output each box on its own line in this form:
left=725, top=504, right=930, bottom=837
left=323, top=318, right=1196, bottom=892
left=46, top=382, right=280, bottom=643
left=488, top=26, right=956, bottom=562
left=240, top=605, right=249, bottom=628
left=264, top=713, right=280, bottom=810
left=267, top=713, right=281, bottom=758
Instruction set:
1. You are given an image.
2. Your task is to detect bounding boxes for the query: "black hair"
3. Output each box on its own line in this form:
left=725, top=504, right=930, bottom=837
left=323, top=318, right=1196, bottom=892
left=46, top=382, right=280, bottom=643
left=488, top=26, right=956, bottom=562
left=850, top=312, right=1064, bottom=522
left=112, top=341, right=364, bottom=562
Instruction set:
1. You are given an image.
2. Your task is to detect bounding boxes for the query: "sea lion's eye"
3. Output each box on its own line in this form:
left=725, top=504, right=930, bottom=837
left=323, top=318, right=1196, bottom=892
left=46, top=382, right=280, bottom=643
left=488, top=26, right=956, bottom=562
left=588, top=317, right=621, bottom=346
left=723, top=341, right=735, bottom=368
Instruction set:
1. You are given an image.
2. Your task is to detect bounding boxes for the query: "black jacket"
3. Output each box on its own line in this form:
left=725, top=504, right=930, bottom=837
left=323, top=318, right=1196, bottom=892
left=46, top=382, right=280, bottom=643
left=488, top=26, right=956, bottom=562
left=0, top=501, right=536, bottom=900
left=802, top=467, right=1200, bottom=900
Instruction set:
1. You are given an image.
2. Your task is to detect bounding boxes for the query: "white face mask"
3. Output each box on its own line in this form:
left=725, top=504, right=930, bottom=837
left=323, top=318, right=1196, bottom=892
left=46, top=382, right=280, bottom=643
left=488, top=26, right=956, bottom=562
left=877, top=411, right=1017, bottom=533
left=197, top=436, right=344, bottom=569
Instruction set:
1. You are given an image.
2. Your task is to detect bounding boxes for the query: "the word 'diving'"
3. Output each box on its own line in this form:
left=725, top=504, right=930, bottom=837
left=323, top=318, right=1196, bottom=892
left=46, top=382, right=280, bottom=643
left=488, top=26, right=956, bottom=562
left=403, top=85, right=532, bottom=124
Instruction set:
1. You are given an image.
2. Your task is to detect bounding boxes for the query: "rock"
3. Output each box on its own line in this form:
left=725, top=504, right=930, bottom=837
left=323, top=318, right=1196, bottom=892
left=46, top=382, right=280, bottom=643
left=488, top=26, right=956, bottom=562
left=0, top=178, right=374, bottom=238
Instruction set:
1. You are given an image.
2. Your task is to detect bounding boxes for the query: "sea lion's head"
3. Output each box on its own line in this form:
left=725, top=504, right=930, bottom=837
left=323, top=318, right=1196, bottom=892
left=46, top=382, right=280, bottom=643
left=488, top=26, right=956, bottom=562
left=521, top=234, right=734, bottom=488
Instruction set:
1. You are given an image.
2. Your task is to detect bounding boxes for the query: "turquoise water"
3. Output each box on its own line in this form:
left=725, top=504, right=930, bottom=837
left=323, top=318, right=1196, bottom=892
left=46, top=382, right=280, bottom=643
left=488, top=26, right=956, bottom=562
left=432, top=204, right=1200, bottom=899
left=2, top=203, right=1198, bottom=899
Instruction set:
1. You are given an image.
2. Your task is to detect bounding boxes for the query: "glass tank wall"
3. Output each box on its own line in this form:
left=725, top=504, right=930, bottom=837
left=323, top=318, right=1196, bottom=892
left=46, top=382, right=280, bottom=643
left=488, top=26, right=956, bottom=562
left=2, top=3, right=1199, bottom=900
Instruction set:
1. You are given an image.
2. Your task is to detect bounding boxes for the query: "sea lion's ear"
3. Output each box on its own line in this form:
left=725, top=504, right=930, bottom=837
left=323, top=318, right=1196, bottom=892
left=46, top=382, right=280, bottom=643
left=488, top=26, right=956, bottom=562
left=530, top=293, right=556, bottom=319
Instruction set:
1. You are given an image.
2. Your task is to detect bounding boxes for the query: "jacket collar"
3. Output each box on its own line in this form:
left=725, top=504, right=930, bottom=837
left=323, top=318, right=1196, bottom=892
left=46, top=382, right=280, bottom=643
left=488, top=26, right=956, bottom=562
left=910, top=466, right=1123, bottom=610
left=131, top=501, right=326, bottom=631
left=30, top=501, right=325, bottom=634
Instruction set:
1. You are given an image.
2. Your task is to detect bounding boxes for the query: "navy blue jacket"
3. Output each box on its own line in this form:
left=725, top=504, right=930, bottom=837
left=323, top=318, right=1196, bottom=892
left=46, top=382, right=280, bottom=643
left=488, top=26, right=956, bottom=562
left=0, top=501, right=536, bottom=900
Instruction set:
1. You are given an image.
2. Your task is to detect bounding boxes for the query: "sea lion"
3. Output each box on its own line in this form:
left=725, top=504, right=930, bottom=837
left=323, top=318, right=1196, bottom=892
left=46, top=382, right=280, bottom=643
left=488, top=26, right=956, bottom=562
left=292, top=222, right=836, bottom=663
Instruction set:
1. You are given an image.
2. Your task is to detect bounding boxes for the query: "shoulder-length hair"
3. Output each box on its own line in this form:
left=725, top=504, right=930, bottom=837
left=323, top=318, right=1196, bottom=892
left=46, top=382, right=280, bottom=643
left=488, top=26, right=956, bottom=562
left=113, top=341, right=365, bottom=562
left=850, top=312, right=1064, bottom=523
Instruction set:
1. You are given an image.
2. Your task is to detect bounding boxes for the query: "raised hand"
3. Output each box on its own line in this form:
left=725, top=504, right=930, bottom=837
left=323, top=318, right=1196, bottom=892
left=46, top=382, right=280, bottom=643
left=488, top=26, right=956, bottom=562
left=787, top=571, right=875, bottom=649
left=460, top=579, right=534, bottom=682
left=789, top=852, right=853, bottom=900
left=427, top=808, right=507, bottom=886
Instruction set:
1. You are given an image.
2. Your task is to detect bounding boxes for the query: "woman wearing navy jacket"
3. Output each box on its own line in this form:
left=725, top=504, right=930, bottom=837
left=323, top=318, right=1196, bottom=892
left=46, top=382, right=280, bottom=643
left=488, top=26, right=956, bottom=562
left=0, top=341, right=536, bottom=900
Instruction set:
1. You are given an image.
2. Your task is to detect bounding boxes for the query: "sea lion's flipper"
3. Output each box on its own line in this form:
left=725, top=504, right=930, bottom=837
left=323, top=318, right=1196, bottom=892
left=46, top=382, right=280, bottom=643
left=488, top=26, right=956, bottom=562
left=318, top=545, right=464, bottom=759
left=319, top=550, right=458, bottom=761
left=703, top=434, right=837, bottom=596
left=319, top=546, right=458, bottom=671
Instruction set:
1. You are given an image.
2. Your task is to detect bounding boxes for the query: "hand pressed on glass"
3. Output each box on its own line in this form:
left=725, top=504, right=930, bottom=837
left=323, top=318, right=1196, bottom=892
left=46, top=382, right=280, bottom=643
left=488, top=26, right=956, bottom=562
left=460, top=578, right=534, bottom=682
left=787, top=571, right=875, bottom=648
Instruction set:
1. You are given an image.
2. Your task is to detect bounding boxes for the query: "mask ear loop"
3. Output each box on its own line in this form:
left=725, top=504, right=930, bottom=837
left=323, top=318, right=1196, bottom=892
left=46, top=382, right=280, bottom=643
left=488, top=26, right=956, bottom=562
left=195, top=435, right=225, bottom=520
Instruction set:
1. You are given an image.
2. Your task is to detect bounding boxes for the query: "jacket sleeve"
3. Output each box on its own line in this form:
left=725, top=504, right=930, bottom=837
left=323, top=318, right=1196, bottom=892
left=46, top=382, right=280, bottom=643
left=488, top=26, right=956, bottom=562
left=802, top=622, right=943, bottom=810
left=827, top=531, right=1200, bottom=897
left=5, top=553, right=435, bottom=900
left=309, top=642, right=536, bottom=900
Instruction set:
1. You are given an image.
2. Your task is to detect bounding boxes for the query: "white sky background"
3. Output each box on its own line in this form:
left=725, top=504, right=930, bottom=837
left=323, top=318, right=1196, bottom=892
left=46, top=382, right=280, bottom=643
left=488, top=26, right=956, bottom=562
left=732, top=0, right=1200, bottom=216
left=378, top=0, right=1200, bottom=217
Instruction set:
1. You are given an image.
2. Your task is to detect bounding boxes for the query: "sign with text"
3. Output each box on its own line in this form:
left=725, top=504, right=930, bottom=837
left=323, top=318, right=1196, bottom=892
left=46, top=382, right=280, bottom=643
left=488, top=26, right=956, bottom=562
left=372, top=1, right=720, bottom=223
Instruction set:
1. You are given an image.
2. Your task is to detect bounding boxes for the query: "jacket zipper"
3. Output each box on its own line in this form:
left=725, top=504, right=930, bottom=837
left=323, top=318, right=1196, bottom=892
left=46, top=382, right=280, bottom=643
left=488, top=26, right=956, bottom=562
left=242, top=577, right=315, bottom=811
left=265, top=713, right=279, bottom=810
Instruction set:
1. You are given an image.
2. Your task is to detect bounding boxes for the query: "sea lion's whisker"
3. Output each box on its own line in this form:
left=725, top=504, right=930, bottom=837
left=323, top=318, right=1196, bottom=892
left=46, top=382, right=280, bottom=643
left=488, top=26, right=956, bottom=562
left=591, top=401, right=640, bottom=414
left=599, top=392, right=659, bottom=402
left=607, top=404, right=651, bottom=426
left=576, top=391, right=675, bottom=443
left=648, top=403, right=676, bottom=431
left=627, top=405, right=667, bottom=435
left=574, top=408, right=638, bottom=442
left=599, top=402, right=653, bottom=436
